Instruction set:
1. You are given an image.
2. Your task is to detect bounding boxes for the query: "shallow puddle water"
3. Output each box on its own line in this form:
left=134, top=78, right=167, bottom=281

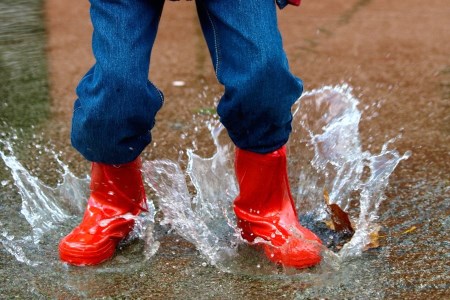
left=0, top=85, right=422, bottom=298
left=143, top=84, right=410, bottom=275
left=0, top=85, right=410, bottom=293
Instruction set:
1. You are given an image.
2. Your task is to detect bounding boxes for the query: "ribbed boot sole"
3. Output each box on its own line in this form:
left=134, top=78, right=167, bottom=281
left=59, top=239, right=117, bottom=266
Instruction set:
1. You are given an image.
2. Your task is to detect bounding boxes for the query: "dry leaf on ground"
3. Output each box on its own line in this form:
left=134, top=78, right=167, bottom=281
left=363, top=224, right=382, bottom=251
left=324, top=189, right=355, bottom=236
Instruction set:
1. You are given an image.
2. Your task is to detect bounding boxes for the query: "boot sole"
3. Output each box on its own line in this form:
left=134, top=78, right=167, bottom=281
left=59, top=239, right=117, bottom=266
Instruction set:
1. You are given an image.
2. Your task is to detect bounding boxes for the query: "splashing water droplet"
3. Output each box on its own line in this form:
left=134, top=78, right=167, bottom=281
left=0, top=135, right=158, bottom=267
left=143, top=84, right=409, bottom=273
left=0, top=84, right=408, bottom=277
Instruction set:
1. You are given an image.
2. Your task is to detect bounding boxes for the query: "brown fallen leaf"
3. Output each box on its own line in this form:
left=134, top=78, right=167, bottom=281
left=324, top=189, right=355, bottom=236
left=363, top=224, right=382, bottom=251
left=328, top=203, right=355, bottom=235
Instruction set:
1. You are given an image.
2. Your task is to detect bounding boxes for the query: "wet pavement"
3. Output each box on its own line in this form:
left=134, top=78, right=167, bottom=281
left=1, top=0, right=449, bottom=299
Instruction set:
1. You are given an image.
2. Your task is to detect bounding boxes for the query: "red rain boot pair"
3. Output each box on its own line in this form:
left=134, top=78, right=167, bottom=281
left=59, top=158, right=147, bottom=266
left=234, top=146, right=322, bottom=268
left=60, top=147, right=321, bottom=268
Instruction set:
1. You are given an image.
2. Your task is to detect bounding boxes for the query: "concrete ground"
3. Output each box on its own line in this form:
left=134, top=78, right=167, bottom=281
left=0, top=0, right=448, bottom=298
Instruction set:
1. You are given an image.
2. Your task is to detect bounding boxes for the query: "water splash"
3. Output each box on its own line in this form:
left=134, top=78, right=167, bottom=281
left=143, top=84, right=410, bottom=273
left=0, top=137, right=158, bottom=267
left=0, top=139, right=84, bottom=243
left=1, top=226, right=39, bottom=267
left=143, top=124, right=240, bottom=270
left=0, top=84, right=409, bottom=275
left=289, top=84, right=411, bottom=257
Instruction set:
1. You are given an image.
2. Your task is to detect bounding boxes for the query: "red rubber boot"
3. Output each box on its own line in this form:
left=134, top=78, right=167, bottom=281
left=59, top=158, right=147, bottom=266
left=234, top=146, right=322, bottom=268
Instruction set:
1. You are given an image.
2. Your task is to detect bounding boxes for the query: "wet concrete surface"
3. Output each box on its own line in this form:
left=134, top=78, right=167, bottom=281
left=1, top=0, right=449, bottom=299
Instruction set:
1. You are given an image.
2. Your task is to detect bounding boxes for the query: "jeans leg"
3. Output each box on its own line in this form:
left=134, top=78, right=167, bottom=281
left=71, top=0, right=165, bottom=164
left=195, top=0, right=303, bottom=154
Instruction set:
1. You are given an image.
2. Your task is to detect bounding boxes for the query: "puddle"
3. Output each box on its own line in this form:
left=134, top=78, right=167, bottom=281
left=1, top=85, right=409, bottom=282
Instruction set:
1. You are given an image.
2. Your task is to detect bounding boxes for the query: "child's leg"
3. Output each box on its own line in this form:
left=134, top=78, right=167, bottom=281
left=195, top=0, right=322, bottom=269
left=195, top=0, right=303, bottom=154
left=60, top=0, right=165, bottom=266
left=71, top=0, right=165, bottom=164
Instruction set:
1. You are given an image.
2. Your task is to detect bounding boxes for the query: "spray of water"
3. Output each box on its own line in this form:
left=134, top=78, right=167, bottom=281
left=0, top=84, right=409, bottom=275
left=289, top=84, right=411, bottom=257
left=143, top=124, right=240, bottom=270
left=143, top=84, right=410, bottom=273
left=0, top=138, right=158, bottom=267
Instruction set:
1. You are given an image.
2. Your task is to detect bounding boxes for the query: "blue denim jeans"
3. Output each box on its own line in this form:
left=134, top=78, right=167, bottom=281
left=72, top=0, right=303, bottom=164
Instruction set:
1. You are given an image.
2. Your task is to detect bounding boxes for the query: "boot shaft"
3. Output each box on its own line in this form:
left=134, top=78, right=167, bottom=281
left=90, top=158, right=146, bottom=214
left=234, top=146, right=297, bottom=219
